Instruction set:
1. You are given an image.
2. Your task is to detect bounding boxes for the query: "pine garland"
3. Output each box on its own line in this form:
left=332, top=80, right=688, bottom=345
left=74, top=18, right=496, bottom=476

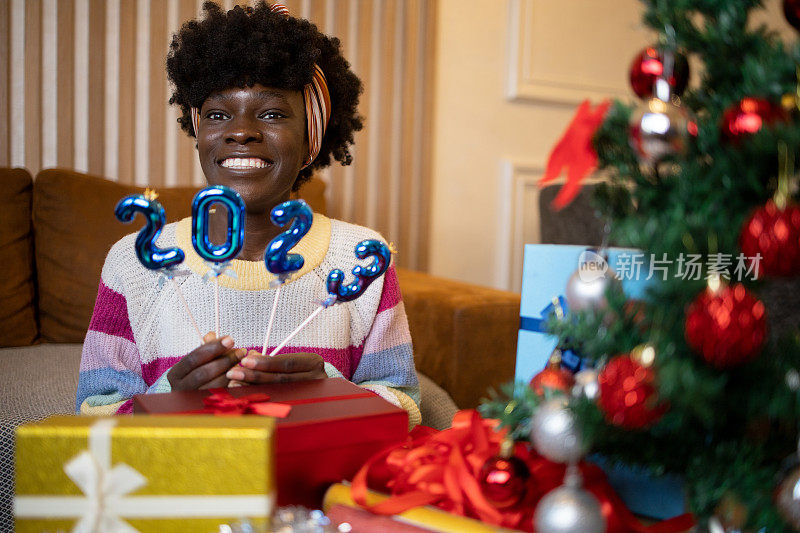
left=482, top=1, right=800, bottom=529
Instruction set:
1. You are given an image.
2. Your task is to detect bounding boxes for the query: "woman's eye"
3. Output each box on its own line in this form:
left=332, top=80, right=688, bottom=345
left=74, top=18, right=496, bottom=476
left=206, top=111, right=227, bottom=120
left=260, top=111, right=286, bottom=120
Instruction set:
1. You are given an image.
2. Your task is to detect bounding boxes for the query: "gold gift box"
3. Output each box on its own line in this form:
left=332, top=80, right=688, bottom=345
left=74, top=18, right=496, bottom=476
left=15, top=415, right=275, bottom=532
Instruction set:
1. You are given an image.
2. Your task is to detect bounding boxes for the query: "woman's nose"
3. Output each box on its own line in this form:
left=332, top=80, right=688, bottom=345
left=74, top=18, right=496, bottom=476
left=225, top=117, right=263, bottom=144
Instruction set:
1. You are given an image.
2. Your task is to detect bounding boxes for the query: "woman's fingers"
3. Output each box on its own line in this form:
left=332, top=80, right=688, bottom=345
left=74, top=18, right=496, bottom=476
left=226, top=368, right=325, bottom=384
left=181, top=354, right=238, bottom=389
left=240, top=352, right=323, bottom=373
left=169, top=334, right=235, bottom=380
left=225, top=352, right=326, bottom=384
left=168, top=334, right=245, bottom=390
left=199, top=374, right=232, bottom=390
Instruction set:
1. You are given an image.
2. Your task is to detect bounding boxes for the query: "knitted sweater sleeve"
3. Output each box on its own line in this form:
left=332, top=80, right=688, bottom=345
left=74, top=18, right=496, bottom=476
left=344, top=265, right=422, bottom=428
left=75, top=243, right=171, bottom=415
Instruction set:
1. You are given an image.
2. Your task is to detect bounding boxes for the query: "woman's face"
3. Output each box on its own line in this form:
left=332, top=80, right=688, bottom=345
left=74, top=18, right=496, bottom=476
left=196, top=84, right=308, bottom=213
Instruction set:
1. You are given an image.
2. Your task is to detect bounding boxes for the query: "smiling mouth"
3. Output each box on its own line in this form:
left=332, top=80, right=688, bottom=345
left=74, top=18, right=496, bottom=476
left=219, top=157, right=271, bottom=169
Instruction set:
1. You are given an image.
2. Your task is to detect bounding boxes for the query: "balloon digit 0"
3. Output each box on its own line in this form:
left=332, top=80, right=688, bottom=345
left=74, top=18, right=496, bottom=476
left=191, top=186, right=246, bottom=263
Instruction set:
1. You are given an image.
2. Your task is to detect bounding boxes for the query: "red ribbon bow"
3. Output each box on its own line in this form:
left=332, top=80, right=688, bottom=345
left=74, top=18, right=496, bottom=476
left=353, top=410, right=518, bottom=526
left=202, top=389, right=292, bottom=418
left=352, top=409, right=694, bottom=532
left=540, top=99, right=612, bottom=210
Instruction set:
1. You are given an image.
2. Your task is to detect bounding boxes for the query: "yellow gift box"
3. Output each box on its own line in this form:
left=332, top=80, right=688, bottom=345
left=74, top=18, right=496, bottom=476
left=323, top=483, right=522, bottom=533
left=14, top=415, right=275, bottom=532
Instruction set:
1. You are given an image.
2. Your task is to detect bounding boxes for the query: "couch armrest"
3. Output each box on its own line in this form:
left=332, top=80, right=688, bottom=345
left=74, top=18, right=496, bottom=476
left=396, top=269, right=520, bottom=409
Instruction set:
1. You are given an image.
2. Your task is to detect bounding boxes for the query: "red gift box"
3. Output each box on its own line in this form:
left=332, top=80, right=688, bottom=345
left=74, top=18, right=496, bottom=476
left=132, top=378, right=409, bottom=507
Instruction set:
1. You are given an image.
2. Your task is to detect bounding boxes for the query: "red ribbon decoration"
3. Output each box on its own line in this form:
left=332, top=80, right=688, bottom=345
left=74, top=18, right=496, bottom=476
left=202, top=388, right=292, bottom=418
left=540, top=99, right=612, bottom=210
left=351, top=409, right=694, bottom=533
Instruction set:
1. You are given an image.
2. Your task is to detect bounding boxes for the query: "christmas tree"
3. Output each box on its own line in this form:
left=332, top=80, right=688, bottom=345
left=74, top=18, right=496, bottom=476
left=483, top=0, right=800, bottom=530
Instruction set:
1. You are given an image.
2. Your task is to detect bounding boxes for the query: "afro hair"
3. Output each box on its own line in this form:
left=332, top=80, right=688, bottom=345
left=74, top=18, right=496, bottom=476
left=166, top=1, right=364, bottom=189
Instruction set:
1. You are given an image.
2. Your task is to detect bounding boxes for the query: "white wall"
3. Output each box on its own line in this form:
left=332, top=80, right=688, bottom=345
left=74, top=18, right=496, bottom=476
left=428, top=0, right=644, bottom=291
left=427, top=0, right=797, bottom=292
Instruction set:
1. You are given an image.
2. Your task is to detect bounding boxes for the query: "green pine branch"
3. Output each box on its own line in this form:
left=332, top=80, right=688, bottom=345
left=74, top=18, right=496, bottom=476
left=485, top=1, right=800, bottom=528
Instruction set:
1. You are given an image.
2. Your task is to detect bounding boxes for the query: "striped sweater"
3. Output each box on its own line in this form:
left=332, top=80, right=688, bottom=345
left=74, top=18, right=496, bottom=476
left=76, top=214, right=421, bottom=427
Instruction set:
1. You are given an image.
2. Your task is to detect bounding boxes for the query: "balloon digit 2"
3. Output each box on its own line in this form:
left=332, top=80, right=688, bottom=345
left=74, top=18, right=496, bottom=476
left=265, top=199, right=313, bottom=276
left=114, top=194, right=185, bottom=270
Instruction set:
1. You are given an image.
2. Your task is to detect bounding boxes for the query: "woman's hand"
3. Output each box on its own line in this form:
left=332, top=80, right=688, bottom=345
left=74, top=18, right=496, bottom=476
left=226, top=351, right=327, bottom=385
left=167, top=332, right=246, bottom=391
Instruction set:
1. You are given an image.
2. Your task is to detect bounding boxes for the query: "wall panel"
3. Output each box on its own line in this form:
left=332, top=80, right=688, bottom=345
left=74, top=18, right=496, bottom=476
left=3, top=0, right=435, bottom=270
left=86, top=0, right=105, bottom=175
left=56, top=0, right=74, bottom=168
left=23, top=0, right=41, bottom=173
left=0, top=0, right=9, bottom=166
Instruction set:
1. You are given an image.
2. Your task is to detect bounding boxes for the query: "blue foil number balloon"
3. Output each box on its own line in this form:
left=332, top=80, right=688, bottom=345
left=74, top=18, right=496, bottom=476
left=115, top=194, right=185, bottom=270
left=326, top=240, right=391, bottom=303
left=191, top=186, right=246, bottom=263
left=265, top=200, right=313, bottom=276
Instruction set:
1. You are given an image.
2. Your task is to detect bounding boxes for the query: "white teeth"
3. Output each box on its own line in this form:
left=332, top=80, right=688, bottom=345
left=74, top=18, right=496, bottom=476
left=221, top=157, right=268, bottom=169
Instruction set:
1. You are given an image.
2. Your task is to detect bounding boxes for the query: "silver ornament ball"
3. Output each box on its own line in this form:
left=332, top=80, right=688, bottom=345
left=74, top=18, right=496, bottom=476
left=270, top=506, right=342, bottom=533
left=530, top=397, right=587, bottom=464
left=700, top=516, right=757, bottom=533
left=565, top=266, right=618, bottom=312
left=628, top=95, right=691, bottom=168
left=533, top=482, right=606, bottom=533
left=776, top=466, right=800, bottom=531
left=572, top=368, right=600, bottom=401
left=787, top=369, right=800, bottom=391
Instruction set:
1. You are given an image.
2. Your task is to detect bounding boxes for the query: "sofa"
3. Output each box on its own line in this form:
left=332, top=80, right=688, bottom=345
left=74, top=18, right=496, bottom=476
left=0, top=166, right=522, bottom=526
left=0, top=166, right=523, bottom=406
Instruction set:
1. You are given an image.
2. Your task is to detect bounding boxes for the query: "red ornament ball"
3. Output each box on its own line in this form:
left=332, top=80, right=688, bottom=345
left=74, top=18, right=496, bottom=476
left=597, top=354, right=665, bottom=429
left=478, top=454, right=530, bottom=508
left=529, top=360, right=575, bottom=396
left=721, top=97, right=788, bottom=141
left=685, top=284, right=767, bottom=367
left=629, top=47, right=690, bottom=99
left=784, top=0, right=800, bottom=31
left=740, top=199, right=800, bottom=277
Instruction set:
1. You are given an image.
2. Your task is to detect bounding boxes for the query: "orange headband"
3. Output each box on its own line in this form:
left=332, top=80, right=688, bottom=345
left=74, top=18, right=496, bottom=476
left=190, top=2, right=331, bottom=167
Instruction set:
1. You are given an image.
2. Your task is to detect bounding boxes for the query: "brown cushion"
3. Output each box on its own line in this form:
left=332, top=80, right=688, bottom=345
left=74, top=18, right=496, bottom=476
left=33, top=170, right=199, bottom=342
left=0, top=168, right=38, bottom=346
left=293, top=176, right=327, bottom=215
left=33, top=169, right=328, bottom=343
left=397, top=268, right=521, bottom=408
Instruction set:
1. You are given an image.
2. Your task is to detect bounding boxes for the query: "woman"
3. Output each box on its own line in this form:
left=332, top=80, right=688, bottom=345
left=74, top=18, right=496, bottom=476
left=76, top=2, right=421, bottom=427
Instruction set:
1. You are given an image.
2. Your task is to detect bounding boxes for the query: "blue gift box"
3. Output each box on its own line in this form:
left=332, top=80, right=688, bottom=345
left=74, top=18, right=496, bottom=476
left=515, top=244, right=650, bottom=379
left=590, top=456, right=686, bottom=519
left=515, top=244, right=686, bottom=520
